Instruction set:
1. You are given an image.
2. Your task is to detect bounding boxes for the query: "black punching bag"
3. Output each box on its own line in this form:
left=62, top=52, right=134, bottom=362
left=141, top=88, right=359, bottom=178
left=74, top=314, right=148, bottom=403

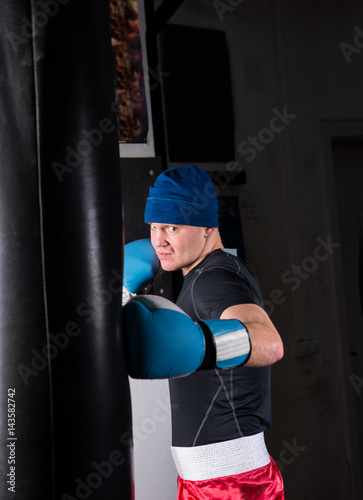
left=0, top=1, right=133, bottom=499
left=360, top=214, right=363, bottom=316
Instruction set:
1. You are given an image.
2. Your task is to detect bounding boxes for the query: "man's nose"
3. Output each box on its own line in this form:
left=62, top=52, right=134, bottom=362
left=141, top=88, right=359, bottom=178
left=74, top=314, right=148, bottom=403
left=153, top=229, right=167, bottom=247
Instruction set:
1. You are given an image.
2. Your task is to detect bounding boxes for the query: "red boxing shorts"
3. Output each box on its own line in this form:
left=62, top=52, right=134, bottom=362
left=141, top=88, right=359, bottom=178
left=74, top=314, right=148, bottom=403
left=177, top=457, right=284, bottom=500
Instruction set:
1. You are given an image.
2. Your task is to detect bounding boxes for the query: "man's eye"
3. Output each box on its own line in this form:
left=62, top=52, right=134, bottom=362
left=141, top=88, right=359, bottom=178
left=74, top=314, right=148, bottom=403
left=168, top=226, right=177, bottom=232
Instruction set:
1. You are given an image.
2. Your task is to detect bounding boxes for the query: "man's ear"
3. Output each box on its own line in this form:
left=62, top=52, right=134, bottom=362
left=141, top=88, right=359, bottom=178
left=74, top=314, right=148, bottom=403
left=205, top=227, right=216, bottom=237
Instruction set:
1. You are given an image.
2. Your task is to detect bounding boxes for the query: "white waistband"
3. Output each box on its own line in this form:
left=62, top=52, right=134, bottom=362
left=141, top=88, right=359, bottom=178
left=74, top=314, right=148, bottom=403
left=171, top=433, right=270, bottom=481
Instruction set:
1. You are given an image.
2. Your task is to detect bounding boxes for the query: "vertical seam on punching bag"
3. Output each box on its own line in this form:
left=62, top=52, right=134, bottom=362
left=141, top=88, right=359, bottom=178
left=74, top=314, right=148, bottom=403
left=31, top=1, right=56, bottom=497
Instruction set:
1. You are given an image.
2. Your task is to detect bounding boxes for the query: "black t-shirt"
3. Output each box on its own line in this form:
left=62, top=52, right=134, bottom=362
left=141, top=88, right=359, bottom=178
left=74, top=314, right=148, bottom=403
left=169, top=249, right=271, bottom=447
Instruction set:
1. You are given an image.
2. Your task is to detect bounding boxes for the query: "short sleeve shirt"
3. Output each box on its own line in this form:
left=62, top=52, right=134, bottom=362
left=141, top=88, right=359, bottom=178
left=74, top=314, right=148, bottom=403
left=169, top=249, right=271, bottom=447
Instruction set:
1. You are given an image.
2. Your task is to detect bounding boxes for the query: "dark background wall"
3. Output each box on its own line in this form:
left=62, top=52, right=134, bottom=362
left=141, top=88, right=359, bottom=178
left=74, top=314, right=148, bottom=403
left=123, top=1, right=363, bottom=498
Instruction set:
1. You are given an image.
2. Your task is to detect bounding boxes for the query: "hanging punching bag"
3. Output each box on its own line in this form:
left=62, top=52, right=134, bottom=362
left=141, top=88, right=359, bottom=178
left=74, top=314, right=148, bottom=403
left=0, top=1, right=133, bottom=499
left=360, top=214, right=363, bottom=316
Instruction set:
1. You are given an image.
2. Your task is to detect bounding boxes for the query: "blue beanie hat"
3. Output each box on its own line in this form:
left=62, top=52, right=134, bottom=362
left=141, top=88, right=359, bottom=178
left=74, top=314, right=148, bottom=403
left=144, top=165, right=219, bottom=227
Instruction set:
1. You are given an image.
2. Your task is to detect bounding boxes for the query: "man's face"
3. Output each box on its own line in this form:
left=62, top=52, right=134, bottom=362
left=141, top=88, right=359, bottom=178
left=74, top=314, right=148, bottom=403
left=149, top=223, right=208, bottom=275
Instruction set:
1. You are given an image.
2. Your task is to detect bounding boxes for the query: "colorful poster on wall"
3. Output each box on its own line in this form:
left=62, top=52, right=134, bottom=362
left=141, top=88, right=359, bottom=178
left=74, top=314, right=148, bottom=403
left=110, top=0, right=149, bottom=144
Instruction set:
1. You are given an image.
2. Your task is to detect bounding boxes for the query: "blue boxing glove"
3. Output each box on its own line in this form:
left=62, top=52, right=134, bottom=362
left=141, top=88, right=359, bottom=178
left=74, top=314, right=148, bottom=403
left=122, top=239, right=160, bottom=305
left=122, top=295, right=251, bottom=379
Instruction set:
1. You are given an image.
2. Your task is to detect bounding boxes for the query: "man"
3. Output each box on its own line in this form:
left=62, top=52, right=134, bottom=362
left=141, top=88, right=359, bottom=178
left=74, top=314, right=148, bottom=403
left=123, top=165, right=284, bottom=499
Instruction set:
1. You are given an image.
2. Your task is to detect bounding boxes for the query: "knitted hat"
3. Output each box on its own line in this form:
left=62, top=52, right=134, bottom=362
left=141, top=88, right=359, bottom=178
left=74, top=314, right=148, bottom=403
left=144, top=165, right=219, bottom=227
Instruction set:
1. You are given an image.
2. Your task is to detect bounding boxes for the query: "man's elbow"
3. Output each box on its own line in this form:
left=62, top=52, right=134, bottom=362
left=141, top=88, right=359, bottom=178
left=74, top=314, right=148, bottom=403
left=271, top=338, right=284, bottom=364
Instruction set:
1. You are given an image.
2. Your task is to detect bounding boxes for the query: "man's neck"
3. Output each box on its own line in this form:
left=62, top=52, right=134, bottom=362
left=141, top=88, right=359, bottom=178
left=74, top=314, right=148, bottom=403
left=182, top=229, right=223, bottom=276
left=207, top=229, right=224, bottom=254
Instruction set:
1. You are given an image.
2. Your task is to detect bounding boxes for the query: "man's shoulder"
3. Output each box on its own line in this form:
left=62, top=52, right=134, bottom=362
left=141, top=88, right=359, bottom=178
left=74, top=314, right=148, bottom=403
left=191, top=250, right=252, bottom=295
left=193, top=249, right=264, bottom=311
left=199, top=249, right=253, bottom=278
